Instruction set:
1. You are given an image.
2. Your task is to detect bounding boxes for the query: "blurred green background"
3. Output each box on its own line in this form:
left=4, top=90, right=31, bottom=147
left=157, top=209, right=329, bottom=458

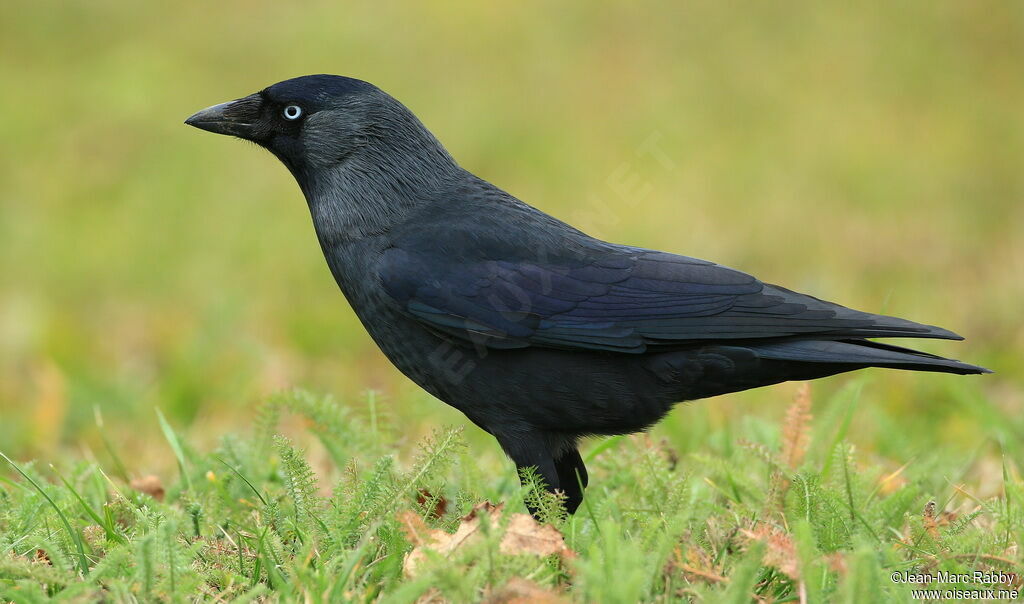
left=1, top=1, right=1020, bottom=476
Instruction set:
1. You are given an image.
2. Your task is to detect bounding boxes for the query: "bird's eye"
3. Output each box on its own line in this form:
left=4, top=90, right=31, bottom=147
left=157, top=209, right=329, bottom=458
left=282, top=105, right=303, bottom=120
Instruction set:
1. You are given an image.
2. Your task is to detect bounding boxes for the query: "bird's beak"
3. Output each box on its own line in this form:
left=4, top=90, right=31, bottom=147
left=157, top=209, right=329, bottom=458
left=184, top=93, right=262, bottom=139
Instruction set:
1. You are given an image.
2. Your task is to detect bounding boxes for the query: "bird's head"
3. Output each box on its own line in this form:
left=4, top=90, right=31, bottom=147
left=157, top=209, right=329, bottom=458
left=186, top=75, right=459, bottom=239
left=185, top=74, right=453, bottom=183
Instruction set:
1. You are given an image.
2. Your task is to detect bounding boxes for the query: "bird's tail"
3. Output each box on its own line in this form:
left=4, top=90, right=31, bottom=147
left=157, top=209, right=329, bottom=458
left=751, top=338, right=991, bottom=375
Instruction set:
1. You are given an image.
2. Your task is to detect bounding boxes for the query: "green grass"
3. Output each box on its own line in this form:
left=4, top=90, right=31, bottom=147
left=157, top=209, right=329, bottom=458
left=1, top=0, right=1022, bottom=600
left=0, top=387, right=1020, bottom=602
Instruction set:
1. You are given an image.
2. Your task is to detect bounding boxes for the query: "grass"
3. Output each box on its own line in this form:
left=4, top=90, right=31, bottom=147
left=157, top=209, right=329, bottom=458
left=0, top=386, right=1020, bottom=602
left=1, top=0, right=1022, bottom=600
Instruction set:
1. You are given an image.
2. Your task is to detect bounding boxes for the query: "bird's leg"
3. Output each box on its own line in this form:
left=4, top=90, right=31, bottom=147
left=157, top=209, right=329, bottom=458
left=500, top=436, right=561, bottom=519
left=515, top=457, right=560, bottom=519
left=553, top=448, right=588, bottom=515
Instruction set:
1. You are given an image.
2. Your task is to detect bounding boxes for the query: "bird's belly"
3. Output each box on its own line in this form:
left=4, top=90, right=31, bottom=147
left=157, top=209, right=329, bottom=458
left=356, top=308, right=679, bottom=434
left=330, top=256, right=685, bottom=435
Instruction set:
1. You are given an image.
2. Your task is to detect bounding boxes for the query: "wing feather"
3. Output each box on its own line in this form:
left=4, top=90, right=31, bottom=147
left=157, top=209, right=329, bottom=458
left=379, top=234, right=959, bottom=353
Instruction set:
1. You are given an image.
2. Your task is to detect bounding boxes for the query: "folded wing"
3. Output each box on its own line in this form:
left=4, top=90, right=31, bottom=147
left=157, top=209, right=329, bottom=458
left=379, top=237, right=960, bottom=354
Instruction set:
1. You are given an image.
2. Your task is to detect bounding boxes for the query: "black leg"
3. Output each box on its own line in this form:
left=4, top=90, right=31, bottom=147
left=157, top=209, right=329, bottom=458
left=516, top=457, right=560, bottom=519
left=498, top=433, right=590, bottom=518
left=554, top=448, right=587, bottom=515
left=497, top=433, right=562, bottom=519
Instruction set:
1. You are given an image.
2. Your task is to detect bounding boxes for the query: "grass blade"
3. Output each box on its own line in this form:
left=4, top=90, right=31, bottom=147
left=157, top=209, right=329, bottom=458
left=1, top=452, right=90, bottom=576
left=214, top=456, right=268, bottom=506
left=52, top=465, right=127, bottom=545
left=156, top=407, right=192, bottom=492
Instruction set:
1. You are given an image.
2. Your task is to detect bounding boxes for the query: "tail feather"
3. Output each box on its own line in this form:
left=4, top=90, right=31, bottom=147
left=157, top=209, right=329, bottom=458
left=751, top=338, right=991, bottom=375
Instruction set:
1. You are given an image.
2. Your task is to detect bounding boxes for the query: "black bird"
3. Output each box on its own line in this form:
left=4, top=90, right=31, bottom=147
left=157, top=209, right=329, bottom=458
left=186, top=75, right=989, bottom=515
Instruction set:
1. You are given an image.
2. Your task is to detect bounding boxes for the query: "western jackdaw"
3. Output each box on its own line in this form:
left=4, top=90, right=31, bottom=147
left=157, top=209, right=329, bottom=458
left=186, top=75, right=989, bottom=516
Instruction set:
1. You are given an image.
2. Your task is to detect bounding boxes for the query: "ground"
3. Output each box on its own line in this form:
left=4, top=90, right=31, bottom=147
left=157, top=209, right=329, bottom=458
left=1, top=1, right=1021, bottom=601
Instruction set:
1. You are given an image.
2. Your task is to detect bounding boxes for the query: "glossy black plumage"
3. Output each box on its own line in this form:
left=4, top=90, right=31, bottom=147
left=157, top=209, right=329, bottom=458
left=187, top=75, right=989, bottom=516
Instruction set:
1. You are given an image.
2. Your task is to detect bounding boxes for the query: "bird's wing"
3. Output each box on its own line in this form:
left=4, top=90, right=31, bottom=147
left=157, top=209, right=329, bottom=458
left=378, top=230, right=959, bottom=354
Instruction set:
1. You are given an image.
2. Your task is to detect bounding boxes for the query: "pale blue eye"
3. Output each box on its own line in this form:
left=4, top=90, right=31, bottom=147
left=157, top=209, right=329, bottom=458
left=283, top=105, right=303, bottom=120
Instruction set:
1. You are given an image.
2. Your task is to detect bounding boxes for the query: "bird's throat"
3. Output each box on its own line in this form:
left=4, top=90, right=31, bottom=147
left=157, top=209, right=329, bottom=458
left=300, top=150, right=458, bottom=246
